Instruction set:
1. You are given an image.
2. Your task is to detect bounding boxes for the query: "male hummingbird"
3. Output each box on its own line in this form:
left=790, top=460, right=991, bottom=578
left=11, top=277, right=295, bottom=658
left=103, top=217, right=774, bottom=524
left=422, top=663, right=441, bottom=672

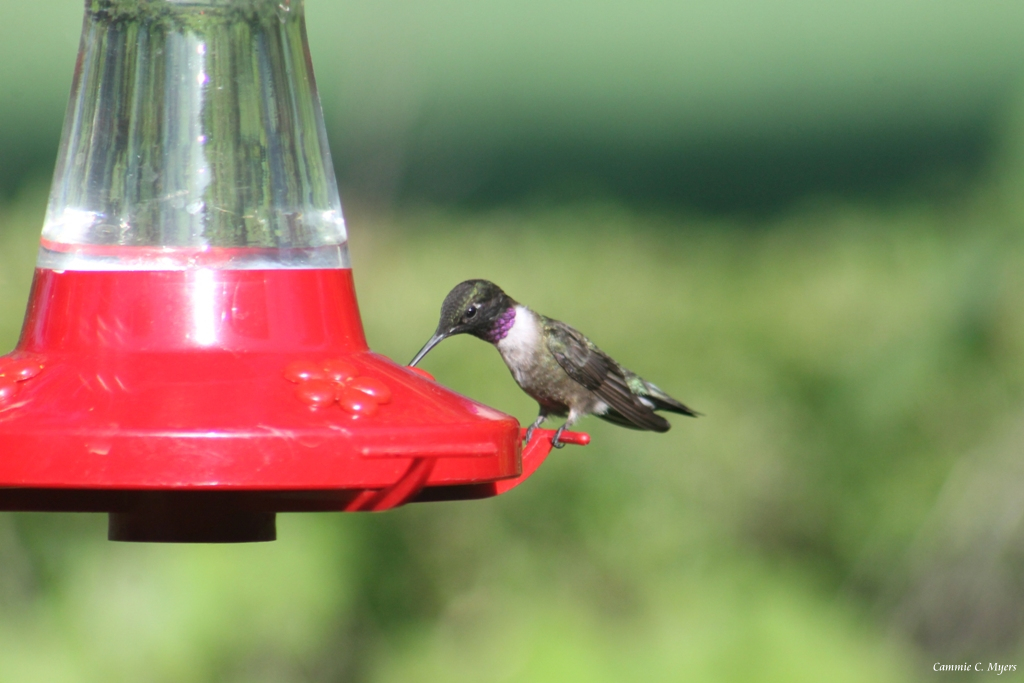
left=409, top=280, right=698, bottom=447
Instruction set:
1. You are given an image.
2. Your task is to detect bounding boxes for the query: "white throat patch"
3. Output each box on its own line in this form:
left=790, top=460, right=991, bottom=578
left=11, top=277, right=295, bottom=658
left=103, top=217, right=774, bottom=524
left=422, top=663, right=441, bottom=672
left=496, top=305, right=541, bottom=378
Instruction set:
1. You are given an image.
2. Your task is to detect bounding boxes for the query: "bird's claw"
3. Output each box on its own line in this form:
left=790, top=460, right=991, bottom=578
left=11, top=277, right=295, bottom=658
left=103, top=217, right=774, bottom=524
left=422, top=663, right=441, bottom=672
left=523, top=425, right=536, bottom=445
left=551, top=426, right=567, bottom=449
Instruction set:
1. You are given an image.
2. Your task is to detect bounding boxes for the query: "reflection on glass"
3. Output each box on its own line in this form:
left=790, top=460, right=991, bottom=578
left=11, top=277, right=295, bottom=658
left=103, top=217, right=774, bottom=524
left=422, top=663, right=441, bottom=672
left=40, top=0, right=348, bottom=270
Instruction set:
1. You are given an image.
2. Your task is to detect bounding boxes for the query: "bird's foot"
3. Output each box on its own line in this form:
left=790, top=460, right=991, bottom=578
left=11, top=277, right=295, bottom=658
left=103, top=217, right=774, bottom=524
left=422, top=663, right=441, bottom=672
left=523, top=425, right=536, bottom=445
left=551, top=425, right=567, bottom=449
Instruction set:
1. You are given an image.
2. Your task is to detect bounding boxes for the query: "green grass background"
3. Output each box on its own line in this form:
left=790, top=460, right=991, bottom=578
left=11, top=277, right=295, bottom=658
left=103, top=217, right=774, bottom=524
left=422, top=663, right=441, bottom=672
left=2, top=0, right=1024, bottom=680
left=1, top=166, right=1023, bottom=679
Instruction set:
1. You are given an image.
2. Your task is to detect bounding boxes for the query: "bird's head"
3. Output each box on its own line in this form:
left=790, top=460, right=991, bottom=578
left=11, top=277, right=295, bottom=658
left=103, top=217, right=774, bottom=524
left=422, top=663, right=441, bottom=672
left=409, top=280, right=516, bottom=366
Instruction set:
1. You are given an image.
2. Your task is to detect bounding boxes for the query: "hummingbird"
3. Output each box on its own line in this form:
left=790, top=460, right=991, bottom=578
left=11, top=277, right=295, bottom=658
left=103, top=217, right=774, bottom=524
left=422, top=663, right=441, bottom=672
left=409, top=280, right=698, bottom=448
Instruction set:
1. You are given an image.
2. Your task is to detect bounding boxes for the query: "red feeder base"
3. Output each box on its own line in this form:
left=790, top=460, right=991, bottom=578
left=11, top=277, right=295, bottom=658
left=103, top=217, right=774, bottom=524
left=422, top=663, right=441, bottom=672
left=0, top=267, right=587, bottom=542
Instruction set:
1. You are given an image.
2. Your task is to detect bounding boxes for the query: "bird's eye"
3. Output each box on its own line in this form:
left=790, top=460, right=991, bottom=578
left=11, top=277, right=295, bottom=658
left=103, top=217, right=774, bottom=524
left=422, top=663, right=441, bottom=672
left=465, top=305, right=477, bottom=319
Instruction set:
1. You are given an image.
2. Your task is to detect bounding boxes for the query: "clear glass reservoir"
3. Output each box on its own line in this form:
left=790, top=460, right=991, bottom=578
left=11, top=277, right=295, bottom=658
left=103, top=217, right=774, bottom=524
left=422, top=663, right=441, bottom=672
left=40, top=0, right=348, bottom=270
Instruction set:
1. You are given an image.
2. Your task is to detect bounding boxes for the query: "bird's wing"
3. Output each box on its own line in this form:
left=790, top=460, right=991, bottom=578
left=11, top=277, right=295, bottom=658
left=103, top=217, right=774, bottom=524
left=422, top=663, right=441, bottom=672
left=544, top=319, right=669, bottom=432
left=543, top=319, right=607, bottom=391
left=594, top=407, right=649, bottom=431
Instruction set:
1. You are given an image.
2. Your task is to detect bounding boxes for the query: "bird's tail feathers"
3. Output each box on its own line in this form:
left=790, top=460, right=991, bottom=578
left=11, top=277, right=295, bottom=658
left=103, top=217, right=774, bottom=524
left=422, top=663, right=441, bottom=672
left=643, top=381, right=700, bottom=417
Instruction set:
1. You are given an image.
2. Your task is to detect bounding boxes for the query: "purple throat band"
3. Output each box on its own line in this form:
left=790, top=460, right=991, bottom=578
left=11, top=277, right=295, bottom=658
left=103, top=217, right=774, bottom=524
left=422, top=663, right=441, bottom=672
left=484, top=307, right=516, bottom=343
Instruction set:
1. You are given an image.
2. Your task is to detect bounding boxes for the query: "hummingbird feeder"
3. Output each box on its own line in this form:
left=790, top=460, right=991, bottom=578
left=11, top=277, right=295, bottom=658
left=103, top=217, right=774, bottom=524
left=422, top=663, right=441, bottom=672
left=0, top=0, right=586, bottom=543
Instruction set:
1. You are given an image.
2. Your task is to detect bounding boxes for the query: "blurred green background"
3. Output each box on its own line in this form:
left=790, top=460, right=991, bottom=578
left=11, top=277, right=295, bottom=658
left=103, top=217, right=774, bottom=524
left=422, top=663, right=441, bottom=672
left=2, top=0, right=1024, bottom=680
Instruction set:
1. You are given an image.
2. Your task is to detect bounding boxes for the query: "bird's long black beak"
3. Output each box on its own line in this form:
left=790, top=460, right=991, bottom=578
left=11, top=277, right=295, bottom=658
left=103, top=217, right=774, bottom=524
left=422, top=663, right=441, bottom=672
left=408, top=332, right=447, bottom=367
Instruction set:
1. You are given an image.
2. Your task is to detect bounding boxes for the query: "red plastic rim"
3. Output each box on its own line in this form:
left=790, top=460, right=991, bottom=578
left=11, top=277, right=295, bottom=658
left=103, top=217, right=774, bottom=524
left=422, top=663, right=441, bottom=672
left=0, top=268, right=520, bottom=492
